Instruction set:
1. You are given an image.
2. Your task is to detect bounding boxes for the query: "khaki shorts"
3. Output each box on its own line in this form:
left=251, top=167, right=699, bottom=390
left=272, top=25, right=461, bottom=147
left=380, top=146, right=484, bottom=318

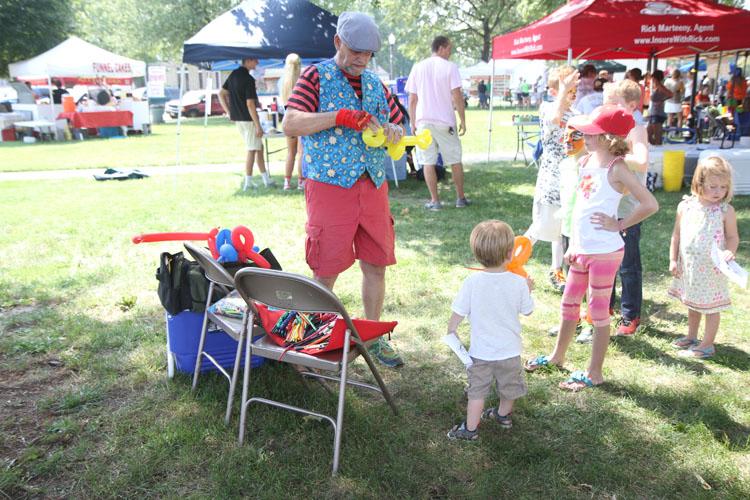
left=415, top=123, right=463, bottom=165
left=236, top=121, right=262, bottom=151
left=466, top=356, right=527, bottom=400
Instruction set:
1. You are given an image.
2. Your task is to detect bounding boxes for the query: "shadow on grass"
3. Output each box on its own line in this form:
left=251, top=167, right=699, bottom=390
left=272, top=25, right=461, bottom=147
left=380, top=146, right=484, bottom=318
left=610, top=333, right=711, bottom=375
left=601, top=381, right=750, bottom=451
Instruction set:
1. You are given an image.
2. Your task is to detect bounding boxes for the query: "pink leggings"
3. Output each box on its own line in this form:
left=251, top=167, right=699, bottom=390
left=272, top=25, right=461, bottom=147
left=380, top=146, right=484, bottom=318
left=561, top=249, right=624, bottom=327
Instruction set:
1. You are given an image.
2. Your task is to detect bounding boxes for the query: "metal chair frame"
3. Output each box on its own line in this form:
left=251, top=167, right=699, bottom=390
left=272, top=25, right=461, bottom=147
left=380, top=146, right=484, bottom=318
left=232, top=267, right=398, bottom=476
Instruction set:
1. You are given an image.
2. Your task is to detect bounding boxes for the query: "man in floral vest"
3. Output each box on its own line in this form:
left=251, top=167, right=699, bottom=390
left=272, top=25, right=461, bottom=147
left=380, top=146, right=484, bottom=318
left=282, top=12, right=406, bottom=367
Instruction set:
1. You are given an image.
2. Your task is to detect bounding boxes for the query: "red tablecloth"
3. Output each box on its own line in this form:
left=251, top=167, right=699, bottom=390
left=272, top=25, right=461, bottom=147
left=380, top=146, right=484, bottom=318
left=57, top=111, right=133, bottom=129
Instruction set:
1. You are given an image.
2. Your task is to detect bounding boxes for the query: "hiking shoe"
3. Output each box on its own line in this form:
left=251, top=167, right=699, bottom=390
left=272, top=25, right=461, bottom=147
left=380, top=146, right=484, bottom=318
left=455, top=197, right=471, bottom=208
left=447, top=421, right=478, bottom=441
left=481, top=408, right=512, bottom=429
left=368, top=337, right=404, bottom=368
left=576, top=322, right=594, bottom=344
left=548, top=269, right=566, bottom=293
left=614, top=317, right=640, bottom=337
left=424, top=201, right=443, bottom=211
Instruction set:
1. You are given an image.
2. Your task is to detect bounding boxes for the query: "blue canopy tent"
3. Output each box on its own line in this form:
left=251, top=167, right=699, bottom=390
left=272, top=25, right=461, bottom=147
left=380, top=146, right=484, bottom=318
left=174, top=0, right=338, bottom=167
left=680, top=60, right=707, bottom=73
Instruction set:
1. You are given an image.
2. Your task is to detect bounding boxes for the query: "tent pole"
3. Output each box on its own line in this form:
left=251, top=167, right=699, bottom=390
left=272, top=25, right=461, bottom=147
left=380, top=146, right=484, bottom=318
left=567, top=48, right=572, bottom=66
left=715, top=51, right=723, bottom=101
left=691, top=53, right=700, bottom=125
left=175, top=63, right=186, bottom=169
left=202, top=74, right=213, bottom=165
left=46, top=74, right=56, bottom=137
left=487, top=58, right=495, bottom=162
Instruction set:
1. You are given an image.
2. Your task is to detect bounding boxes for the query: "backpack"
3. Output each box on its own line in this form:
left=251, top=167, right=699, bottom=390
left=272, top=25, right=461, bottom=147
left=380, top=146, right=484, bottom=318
left=156, top=251, right=225, bottom=315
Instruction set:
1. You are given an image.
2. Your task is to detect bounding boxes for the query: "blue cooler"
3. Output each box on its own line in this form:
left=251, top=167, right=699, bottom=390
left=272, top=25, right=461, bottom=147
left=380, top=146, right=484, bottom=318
left=166, top=311, right=265, bottom=374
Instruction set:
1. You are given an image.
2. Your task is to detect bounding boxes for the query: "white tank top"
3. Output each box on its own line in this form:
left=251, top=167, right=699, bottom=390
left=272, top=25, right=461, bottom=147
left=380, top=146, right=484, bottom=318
left=571, top=155, right=625, bottom=254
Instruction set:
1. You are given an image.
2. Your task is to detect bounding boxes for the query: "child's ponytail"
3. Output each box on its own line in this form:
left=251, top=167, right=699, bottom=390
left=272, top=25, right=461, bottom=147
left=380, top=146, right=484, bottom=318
left=601, top=133, right=630, bottom=157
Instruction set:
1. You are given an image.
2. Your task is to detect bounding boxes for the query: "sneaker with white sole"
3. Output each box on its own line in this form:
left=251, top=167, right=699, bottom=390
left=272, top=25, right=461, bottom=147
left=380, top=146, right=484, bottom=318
left=575, top=322, right=594, bottom=343
left=424, top=201, right=443, bottom=211
left=455, top=197, right=471, bottom=208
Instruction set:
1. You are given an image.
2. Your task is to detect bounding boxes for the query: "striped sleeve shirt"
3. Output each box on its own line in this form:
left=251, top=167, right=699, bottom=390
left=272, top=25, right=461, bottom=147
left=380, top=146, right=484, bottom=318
left=286, top=65, right=404, bottom=125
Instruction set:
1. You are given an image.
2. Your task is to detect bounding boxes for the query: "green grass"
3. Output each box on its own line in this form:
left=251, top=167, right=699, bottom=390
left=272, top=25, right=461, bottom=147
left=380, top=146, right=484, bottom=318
left=1, top=163, right=748, bottom=498
left=0, top=108, right=521, bottom=172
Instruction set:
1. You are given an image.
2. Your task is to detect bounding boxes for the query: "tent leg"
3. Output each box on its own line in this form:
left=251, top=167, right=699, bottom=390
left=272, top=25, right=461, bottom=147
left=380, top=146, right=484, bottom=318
left=175, top=63, right=186, bottom=169
left=487, top=59, right=495, bottom=162
left=691, top=53, right=700, bottom=122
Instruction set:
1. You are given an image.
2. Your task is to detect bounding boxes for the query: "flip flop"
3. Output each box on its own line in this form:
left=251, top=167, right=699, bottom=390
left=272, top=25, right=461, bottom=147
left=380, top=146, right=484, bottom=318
left=559, top=370, right=599, bottom=392
left=524, top=355, right=561, bottom=373
left=671, top=336, right=699, bottom=349
left=678, top=345, right=715, bottom=359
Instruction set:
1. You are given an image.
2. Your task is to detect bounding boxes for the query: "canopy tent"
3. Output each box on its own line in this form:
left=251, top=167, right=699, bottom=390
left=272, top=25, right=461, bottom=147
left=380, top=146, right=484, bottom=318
left=8, top=36, right=146, bottom=85
left=680, top=59, right=707, bottom=72
left=491, top=0, right=750, bottom=61
left=175, top=0, right=339, bottom=168
left=578, top=60, right=626, bottom=74
left=183, top=0, right=338, bottom=64
left=485, top=0, right=750, bottom=159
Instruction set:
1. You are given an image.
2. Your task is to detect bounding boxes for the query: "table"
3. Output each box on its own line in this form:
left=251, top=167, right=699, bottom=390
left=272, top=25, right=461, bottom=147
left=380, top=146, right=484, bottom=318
left=699, top=148, right=750, bottom=195
left=511, top=116, right=540, bottom=165
left=13, top=120, right=57, bottom=141
left=263, top=129, right=287, bottom=166
left=57, top=110, right=133, bottom=129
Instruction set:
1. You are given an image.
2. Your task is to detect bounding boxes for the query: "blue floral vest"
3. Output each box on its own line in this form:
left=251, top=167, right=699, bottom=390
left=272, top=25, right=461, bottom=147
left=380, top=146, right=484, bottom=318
left=302, top=59, right=389, bottom=188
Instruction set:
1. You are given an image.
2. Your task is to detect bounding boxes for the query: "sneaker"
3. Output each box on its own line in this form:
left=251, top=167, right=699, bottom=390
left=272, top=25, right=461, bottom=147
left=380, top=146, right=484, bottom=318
left=614, top=317, right=640, bottom=337
left=455, top=197, right=471, bottom=208
left=297, top=180, right=306, bottom=190
left=283, top=179, right=291, bottom=190
left=548, top=319, right=582, bottom=337
left=548, top=269, right=566, bottom=293
left=243, top=181, right=258, bottom=192
left=576, top=322, right=594, bottom=343
left=263, top=179, right=277, bottom=188
left=424, top=201, right=443, bottom=211
left=447, top=421, right=478, bottom=441
left=367, top=337, right=404, bottom=368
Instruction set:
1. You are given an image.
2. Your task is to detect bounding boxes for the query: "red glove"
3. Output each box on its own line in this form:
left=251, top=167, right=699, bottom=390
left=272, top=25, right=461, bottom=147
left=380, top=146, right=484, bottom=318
left=335, top=109, right=372, bottom=131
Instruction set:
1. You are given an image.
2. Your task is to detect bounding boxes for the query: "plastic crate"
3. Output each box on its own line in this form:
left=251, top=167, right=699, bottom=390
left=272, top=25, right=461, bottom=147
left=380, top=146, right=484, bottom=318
left=166, top=311, right=264, bottom=374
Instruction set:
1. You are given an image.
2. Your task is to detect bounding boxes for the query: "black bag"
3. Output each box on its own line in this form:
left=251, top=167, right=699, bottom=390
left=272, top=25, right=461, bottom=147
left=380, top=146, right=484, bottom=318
left=156, top=251, right=225, bottom=315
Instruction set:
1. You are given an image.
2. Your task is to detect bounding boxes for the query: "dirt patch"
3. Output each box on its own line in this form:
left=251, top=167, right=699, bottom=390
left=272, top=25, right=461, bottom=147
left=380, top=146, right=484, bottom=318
left=0, top=353, right=75, bottom=495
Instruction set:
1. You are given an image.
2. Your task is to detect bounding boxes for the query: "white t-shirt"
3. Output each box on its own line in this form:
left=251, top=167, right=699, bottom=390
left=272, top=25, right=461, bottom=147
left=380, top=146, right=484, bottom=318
left=451, top=271, right=534, bottom=361
left=405, top=56, right=462, bottom=128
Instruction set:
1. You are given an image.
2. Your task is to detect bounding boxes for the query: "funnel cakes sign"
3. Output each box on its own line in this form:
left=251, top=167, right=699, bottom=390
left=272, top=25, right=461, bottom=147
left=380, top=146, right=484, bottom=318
left=92, top=62, right=133, bottom=74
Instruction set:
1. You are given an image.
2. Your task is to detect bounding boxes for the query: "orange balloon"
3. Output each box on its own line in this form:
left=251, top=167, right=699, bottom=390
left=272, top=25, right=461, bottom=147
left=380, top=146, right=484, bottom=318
left=507, top=236, right=532, bottom=277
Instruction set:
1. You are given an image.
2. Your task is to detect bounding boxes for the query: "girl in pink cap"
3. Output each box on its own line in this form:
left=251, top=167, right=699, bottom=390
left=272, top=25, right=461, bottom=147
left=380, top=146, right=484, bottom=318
left=525, top=105, right=658, bottom=391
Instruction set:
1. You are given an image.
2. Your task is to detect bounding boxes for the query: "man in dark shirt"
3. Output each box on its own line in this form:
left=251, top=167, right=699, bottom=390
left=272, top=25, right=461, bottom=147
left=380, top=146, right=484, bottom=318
left=283, top=12, right=406, bottom=367
left=52, top=80, right=68, bottom=105
left=219, top=58, right=275, bottom=190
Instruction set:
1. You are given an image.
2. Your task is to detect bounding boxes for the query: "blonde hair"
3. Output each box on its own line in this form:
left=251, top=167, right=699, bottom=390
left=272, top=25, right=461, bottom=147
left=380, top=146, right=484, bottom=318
left=598, top=134, right=630, bottom=157
left=280, top=53, right=301, bottom=105
left=603, top=80, right=641, bottom=106
left=470, top=220, right=515, bottom=268
left=691, top=156, right=734, bottom=202
left=547, top=65, right=576, bottom=93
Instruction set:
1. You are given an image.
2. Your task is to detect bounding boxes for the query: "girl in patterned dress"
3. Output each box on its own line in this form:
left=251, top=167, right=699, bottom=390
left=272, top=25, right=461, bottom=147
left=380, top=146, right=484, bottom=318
left=526, top=65, right=579, bottom=293
left=669, top=157, right=740, bottom=359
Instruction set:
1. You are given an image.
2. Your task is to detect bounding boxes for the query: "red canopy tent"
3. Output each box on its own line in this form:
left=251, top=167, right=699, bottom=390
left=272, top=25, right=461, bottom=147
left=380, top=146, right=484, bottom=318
left=485, top=0, right=750, bottom=159
left=492, top=0, right=750, bottom=61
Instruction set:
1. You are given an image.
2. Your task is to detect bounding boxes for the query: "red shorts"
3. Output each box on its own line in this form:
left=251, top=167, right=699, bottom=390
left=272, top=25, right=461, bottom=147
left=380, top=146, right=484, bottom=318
left=305, top=176, right=396, bottom=277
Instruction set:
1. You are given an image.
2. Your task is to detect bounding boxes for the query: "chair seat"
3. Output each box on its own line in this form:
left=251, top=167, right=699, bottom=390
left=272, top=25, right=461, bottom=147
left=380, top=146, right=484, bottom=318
left=249, top=335, right=362, bottom=372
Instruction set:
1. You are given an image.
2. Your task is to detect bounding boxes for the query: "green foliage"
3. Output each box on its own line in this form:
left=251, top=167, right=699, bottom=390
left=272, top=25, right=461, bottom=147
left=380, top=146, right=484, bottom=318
left=0, top=0, right=73, bottom=76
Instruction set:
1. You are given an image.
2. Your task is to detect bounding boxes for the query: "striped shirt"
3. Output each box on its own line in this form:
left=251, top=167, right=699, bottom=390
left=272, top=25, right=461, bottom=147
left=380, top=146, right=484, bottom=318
left=287, top=65, right=404, bottom=125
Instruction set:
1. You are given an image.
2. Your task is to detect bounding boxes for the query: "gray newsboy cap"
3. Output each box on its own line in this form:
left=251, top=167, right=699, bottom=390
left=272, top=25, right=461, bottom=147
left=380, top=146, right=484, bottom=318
left=336, top=12, right=381, bottom=53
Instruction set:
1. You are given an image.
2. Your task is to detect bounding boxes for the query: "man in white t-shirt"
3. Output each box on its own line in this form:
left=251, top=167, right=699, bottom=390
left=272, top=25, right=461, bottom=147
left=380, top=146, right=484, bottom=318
left=406, top=36, right=468, bottom=210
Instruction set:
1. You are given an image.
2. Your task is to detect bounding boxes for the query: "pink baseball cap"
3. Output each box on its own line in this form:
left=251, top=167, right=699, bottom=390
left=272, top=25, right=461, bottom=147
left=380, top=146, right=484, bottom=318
left=567, top=105, right=635, bottom=137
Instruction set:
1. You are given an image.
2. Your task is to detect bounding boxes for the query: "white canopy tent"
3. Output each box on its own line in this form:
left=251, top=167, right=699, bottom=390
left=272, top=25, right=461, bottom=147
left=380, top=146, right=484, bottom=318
left=8, top=36, right=146, bottom=83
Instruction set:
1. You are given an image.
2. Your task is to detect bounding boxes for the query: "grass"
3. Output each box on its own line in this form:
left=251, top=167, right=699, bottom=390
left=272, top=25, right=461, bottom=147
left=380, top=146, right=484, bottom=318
left=0, top=107, right=522, bottom=172
left=1, top=160, right=748, bottom=498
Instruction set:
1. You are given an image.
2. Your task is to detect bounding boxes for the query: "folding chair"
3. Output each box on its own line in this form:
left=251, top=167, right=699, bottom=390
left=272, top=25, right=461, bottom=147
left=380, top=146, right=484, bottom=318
left=232, top=267, right=398, bottom=476
left=183, top=242, right=264, bottom=425
left=663, top=127, right=698, bottom=145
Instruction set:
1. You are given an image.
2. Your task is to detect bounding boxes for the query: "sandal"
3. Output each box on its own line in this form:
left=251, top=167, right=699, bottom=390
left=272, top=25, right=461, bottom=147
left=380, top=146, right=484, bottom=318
left=672, top=336, right=699, bottom=349
left=524, top=355, right=561, bottom=373
left=481, top=408, right=512, bottom=429
left=447, top=421, right=478, bottom=441
left=678, top=345, right=715, bottom=359
left=559, top=370, right=599, bottom=392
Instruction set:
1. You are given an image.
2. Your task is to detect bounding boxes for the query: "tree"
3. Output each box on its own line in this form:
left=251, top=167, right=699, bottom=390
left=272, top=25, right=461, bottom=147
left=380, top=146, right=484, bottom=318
left=0, top=0, right=73, bottom=76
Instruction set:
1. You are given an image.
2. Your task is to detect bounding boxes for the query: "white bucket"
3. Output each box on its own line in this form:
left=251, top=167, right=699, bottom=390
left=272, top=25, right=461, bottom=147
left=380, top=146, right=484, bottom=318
left=22, top=136, right=37, bottom=144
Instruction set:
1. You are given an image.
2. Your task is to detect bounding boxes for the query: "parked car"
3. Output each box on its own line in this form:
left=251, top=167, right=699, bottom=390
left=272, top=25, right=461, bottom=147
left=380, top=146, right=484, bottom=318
left=133, top=86, right=180, bottom=105
left=165, top=89, right=224, bottom=118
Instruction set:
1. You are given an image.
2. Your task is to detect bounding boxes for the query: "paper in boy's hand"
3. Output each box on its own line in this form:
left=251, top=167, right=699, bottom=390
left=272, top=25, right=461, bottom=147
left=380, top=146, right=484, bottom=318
left=711, top=243, right=748, bottom=289
left=442, top=333, right=473, bottom=367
